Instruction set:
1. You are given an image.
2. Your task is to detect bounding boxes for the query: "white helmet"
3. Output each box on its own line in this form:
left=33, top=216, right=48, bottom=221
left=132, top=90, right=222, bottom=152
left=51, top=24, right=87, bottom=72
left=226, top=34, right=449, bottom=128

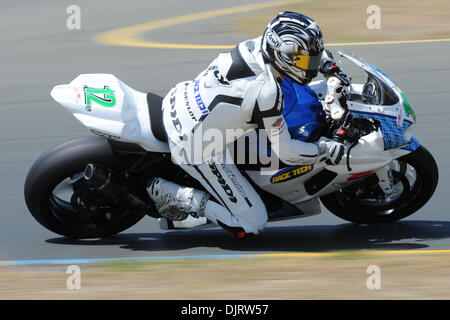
left=262, top=11, right=324, bottom=85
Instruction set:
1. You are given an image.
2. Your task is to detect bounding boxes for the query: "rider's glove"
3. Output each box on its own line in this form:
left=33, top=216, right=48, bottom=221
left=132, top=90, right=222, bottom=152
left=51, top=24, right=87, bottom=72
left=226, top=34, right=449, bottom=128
left=317, top=138, right=345, bottom=165
left=327, top=140, right=345, bottom=165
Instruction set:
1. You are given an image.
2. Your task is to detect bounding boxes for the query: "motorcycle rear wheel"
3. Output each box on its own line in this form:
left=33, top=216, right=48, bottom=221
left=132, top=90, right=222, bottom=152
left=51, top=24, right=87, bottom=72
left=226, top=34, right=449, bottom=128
left=320, top=146, right=438, bottom=224
left=24, top=136, right=146, bottom=239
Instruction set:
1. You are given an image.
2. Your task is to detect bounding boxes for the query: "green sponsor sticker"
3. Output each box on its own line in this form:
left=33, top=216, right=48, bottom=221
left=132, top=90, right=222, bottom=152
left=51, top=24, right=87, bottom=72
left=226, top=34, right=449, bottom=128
left=84, top=86, right=116, bottom=108
left=401, top=92, right=416, bottom=122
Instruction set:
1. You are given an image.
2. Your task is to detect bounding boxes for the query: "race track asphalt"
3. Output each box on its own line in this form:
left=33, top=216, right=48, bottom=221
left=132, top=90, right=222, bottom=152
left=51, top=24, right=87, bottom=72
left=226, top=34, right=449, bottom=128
left=1, top=0, right=449, bottom=262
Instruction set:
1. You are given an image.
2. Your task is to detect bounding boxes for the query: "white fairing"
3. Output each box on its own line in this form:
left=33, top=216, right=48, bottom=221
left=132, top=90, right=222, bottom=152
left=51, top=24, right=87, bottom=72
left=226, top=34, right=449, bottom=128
left=50, top=74, right=169, bottom=152
left=245, top=53, right=417, bottom=210
left=245, top=125, right=391, bottom=203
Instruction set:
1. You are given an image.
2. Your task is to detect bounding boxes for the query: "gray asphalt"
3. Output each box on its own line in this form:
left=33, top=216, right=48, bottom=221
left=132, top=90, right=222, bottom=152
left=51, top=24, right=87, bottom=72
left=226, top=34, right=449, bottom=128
left=1, top=0, right=450, bottom=262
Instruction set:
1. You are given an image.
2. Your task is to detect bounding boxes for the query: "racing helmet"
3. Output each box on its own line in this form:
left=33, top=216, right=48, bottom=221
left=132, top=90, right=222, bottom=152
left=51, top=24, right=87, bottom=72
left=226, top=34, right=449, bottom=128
left=261, top=11, right=324, bottom=85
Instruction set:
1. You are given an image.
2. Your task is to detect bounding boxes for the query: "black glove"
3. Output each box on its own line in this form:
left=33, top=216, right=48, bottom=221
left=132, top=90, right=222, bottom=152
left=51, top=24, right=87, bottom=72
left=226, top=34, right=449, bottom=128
left=327, top=140, right=345, bottom=165
left=318, top=138, right=345, bottom=165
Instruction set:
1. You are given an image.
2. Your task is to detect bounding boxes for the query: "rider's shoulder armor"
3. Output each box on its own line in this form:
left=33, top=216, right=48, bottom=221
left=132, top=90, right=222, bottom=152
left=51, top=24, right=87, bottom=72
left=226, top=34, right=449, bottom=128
left=191, top=37, right=277, bottom=121
left=162, top=37, right=279, bottom=148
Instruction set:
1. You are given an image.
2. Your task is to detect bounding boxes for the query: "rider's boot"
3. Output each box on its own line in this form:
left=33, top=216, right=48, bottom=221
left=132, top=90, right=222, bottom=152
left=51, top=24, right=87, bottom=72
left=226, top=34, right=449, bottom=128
left=147, top=177, right=209, bottom=221
left=147, top=178, right=253, bottom=238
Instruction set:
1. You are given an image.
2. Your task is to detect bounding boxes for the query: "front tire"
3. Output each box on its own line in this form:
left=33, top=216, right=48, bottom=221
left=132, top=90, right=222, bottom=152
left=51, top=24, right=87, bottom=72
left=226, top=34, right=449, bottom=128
left=24, top=136, right=146, bottom=239
left=320, top=146, right=438, bottom=224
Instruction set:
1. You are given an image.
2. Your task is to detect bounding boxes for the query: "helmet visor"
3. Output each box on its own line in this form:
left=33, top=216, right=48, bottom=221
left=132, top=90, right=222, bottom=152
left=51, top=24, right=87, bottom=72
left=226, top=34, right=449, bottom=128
left=292, top=52, right=322, bottom=72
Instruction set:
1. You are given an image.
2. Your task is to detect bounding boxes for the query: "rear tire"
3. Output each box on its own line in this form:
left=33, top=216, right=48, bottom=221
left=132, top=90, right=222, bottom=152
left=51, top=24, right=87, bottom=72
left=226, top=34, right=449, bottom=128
left=320, top=146, right=438, bottom=224
left=24, top=136, right=146, bottom=239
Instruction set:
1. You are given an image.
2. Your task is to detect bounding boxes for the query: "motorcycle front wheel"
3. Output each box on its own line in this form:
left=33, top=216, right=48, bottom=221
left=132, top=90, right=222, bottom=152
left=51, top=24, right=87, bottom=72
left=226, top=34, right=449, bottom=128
left=320, top=146, right=438, bottom=224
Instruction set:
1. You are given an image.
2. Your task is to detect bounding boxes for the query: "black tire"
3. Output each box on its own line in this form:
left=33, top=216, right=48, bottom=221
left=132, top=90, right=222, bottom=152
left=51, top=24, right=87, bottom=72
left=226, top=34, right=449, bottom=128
left=24, top=136, right=146, bottom=239
left=320, top=146, right=438, bottom=224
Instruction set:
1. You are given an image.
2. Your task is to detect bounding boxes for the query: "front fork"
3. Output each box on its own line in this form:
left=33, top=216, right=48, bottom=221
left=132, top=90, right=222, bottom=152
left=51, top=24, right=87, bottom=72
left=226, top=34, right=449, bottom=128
left=375, top=143, right=419, bottom=196
left=375, top=165, right=394, bottom=195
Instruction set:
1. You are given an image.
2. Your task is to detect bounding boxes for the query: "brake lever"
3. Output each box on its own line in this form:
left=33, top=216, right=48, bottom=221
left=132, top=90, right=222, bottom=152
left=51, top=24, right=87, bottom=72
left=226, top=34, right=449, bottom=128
left=335, top=72, right=351, bottom=87
left=331, top=66, right=351, bottom=86
left=322, top=62, right=351, bottom=86
left=346, top=140, right=358, bottom=172
left=332, top=112, right=360, bottom=172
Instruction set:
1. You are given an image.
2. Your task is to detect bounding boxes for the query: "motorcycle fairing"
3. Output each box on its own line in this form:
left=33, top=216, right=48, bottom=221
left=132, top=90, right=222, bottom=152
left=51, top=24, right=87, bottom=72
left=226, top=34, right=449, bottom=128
left=50, top=74, right=169, bottom=153
left=349, top=110, right=418, bottom=151
left=338, top=52, right=419, bottom=152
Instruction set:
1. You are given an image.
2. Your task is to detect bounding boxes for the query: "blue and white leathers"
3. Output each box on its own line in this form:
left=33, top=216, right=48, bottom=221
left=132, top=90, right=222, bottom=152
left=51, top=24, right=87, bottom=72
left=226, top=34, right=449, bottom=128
left=161, top=37, right=322, bottom=233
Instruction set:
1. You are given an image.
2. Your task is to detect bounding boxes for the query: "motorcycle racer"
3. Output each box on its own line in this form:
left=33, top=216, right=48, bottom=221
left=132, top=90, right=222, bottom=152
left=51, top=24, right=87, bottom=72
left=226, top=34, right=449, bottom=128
left=148, top=11, right=346, bottom=237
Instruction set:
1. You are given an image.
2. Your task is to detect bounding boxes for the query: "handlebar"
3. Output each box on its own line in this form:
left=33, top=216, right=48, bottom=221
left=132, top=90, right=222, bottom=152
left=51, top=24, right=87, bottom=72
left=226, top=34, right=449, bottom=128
left=319, top=55, right=380, bottom=171
left=321, top=61, right=351, bottom=86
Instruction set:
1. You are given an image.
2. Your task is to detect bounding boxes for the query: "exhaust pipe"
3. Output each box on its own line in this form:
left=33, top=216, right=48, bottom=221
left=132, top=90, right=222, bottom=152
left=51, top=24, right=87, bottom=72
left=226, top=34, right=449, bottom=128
left=84, top=164, right=131, bottom=196
left=84, top=163, right=112, bottom=190
left=83, top=164, right=158, bottom=216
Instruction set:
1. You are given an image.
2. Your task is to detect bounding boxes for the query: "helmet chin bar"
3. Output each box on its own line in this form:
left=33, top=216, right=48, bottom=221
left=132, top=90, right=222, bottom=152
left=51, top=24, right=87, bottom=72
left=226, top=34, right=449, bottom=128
left=273, top=62, right=310, bottom=85
left=275, top=58, right=312, bottom=85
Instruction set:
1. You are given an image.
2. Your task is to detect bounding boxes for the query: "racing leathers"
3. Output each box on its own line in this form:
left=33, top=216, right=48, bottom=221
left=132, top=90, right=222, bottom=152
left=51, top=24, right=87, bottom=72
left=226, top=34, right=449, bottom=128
left=160, top=36, right=336, bottom=235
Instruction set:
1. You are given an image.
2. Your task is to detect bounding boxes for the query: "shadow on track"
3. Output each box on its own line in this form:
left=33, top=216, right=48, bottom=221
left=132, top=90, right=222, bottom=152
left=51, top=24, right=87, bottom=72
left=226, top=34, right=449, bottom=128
left=45, top=220, right=450, bottom=254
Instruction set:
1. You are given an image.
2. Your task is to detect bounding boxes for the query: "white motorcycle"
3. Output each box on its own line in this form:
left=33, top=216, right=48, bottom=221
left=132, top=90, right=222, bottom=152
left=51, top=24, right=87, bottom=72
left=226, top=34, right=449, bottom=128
left=24, top=52, right=438, bottom=238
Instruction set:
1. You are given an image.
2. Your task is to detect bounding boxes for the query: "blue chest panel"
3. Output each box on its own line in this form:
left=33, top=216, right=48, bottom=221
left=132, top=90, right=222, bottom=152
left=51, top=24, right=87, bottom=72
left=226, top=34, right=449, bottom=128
left=281, top=78, right=324, bottom=141
left=248, top=78, right=325, bottom=159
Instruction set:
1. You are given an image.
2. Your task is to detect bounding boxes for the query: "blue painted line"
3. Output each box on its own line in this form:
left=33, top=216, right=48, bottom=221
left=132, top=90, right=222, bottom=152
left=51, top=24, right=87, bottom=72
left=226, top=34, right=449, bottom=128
left=0, top=254, right=254, bottom=266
